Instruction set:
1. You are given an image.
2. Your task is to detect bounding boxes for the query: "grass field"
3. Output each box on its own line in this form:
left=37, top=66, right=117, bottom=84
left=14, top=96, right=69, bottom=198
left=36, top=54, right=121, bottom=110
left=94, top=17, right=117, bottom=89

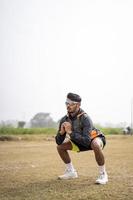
left=0, top=135, right=133, bottom=200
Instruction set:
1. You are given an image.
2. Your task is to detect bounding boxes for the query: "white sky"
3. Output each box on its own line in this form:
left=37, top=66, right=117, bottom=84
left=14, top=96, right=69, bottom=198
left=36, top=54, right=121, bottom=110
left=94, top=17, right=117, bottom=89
left=0, top=0, right=133, bottom=126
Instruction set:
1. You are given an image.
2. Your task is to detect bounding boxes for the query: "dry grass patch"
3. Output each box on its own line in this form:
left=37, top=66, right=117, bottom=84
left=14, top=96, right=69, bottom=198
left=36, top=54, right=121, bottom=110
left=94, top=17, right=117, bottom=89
left=0, top=135, right=133, bottom=200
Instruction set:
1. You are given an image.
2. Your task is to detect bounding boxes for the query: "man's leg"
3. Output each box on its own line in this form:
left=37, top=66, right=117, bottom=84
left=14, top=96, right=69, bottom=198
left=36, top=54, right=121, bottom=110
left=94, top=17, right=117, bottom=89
left=57, top=141, right=72, bottom=164
left=57, top=141, right=78, bottom=179
left=91, top=137, right=105, bottom=166
left=91, top=137, right=108, bottom=184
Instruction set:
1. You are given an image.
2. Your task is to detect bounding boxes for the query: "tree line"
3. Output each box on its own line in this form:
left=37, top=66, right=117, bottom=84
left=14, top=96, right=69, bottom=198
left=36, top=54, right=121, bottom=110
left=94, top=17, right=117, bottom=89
left=0, top=112, right=58, bottom=128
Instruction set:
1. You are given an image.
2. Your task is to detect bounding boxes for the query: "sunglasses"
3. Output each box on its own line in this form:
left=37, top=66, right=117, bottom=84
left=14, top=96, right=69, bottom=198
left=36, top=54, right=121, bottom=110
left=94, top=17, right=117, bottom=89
left=65, top=99, right=78, bottom=106
left=65, top=102, right=76, bottom=106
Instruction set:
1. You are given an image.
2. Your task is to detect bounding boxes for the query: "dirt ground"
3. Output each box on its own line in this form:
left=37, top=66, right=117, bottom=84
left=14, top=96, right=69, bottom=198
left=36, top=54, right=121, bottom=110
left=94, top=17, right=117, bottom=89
left=0, top=135, right=133, bottom=200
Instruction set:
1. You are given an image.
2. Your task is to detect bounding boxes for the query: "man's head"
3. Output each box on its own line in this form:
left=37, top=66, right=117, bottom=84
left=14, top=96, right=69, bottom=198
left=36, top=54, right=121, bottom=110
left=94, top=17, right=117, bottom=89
left=65, top=93, right=81, bottom=115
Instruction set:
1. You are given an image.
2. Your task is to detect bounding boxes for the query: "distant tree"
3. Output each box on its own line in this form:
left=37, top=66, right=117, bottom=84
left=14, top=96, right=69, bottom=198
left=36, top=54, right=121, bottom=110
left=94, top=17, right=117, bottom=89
left=17, top=121, right=26, bottom=128
left=30, top=112, right=56, bottom=128
left=0, top=120, right=18, bottom=128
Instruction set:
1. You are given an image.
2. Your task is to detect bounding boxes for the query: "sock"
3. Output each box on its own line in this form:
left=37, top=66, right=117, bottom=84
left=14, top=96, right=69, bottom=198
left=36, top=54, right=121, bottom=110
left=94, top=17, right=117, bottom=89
left=99, top=165, right=106, bottom=174
left=66, top=162, right=75, bottom=172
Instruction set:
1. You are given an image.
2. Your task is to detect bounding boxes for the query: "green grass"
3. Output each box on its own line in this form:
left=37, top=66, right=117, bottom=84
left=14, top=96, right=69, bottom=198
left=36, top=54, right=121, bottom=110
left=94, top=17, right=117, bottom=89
left=0, top=127, right=56, bottom=135
left=0, top=127, right=57, bottom=141
left=100, top=127, right=123, bottom=135
left=0, top=127, right=123, bottom=136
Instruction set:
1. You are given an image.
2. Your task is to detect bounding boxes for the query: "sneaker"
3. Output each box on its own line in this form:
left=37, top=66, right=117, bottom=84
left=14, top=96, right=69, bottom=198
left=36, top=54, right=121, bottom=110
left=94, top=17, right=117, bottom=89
left=95, top=172, right=108, bottom=184
left=58, top=169, right=78, bottom=180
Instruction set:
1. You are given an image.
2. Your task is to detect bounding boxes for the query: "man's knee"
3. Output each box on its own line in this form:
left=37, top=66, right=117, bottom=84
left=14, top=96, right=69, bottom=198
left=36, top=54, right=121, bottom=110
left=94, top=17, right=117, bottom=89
left=91, top=137, right=103, bottom=150
left=57, top=142, right=72, bottom=151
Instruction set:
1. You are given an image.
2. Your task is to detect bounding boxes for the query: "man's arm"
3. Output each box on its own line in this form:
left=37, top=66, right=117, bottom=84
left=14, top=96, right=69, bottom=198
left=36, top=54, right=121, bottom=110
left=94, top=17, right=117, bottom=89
left=69, top=115, right=94, bottom=148
left=55, top=118, right=66, bottom=145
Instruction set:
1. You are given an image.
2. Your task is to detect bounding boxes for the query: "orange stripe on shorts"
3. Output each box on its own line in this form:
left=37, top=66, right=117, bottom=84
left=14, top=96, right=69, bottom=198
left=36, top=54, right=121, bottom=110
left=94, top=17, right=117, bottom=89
left=90, top=130, right=98, bottom=139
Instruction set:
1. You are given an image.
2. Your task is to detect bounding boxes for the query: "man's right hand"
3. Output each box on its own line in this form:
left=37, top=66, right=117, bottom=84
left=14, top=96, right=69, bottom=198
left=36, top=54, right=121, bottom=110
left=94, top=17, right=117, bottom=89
left=59, top=124, right=65, bottom=135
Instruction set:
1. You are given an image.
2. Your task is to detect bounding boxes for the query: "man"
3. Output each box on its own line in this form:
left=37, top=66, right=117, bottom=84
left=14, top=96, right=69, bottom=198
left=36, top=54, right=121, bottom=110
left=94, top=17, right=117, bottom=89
left=55, top=92, right=108, bottom=184
left=123, top=126, right=132, bottom=135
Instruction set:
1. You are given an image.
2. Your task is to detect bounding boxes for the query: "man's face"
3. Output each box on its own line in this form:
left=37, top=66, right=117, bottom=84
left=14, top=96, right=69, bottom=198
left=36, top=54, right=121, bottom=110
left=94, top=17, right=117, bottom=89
left=65, top=99, right=80, bottom=114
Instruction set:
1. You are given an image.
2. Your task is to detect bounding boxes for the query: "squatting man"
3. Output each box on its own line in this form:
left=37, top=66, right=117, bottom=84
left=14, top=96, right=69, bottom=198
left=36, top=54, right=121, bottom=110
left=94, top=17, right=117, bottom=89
left=55, top=92, right=108, bottom=184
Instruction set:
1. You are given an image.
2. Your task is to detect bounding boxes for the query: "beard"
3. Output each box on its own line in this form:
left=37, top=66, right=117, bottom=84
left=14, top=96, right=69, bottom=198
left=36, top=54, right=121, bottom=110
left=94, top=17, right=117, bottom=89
left=67, top=108, right=79, bottom=117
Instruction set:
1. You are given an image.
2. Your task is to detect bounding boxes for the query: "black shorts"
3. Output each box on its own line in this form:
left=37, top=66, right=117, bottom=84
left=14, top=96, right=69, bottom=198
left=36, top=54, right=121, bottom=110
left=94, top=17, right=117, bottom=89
left=71, top=135, right=106, bottom=152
